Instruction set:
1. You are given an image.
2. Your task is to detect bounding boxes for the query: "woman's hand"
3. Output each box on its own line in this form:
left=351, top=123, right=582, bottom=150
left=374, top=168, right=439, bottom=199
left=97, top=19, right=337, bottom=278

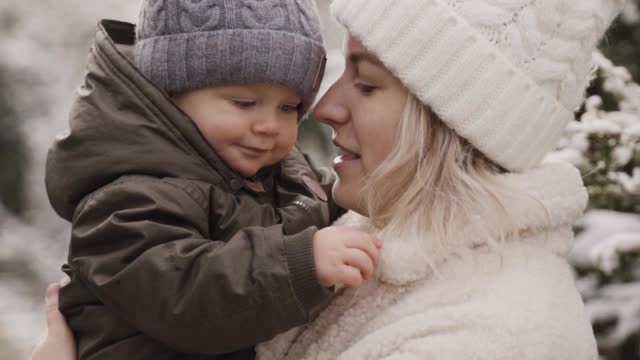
left=31, top=283, right=76, bottom=360
left=313, top=226, right=383, bottom=288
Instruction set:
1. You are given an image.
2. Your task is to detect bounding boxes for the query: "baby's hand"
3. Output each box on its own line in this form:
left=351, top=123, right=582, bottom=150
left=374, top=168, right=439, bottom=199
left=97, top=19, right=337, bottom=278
left=313, top=226, right=382, bottom=288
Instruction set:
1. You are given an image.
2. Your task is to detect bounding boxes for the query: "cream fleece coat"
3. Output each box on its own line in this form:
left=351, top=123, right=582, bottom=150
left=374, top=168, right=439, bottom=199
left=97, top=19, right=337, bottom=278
left=257, top=162, right=598, bottom=360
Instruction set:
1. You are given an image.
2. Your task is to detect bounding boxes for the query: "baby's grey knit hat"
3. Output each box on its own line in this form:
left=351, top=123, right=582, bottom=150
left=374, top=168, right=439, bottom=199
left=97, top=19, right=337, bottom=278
left=134, top=0, right=326, bottom=109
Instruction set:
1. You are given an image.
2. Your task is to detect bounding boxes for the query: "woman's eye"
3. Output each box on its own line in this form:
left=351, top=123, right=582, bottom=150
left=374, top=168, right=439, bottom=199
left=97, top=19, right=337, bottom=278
left=281, top=103, right=302, bottom=113
left=232, top=100, right=256, bottom=109
left=355, top=83, right=377, bottom=95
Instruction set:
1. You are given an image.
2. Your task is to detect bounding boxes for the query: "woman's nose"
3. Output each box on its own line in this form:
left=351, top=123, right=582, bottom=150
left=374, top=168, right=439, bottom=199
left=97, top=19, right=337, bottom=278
left=314, top=79, right=349, bottom=127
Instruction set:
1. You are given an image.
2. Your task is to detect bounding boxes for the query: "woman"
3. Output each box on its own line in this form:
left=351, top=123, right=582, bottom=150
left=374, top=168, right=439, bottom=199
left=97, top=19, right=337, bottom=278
left=34, top=0, right=624, bottom=358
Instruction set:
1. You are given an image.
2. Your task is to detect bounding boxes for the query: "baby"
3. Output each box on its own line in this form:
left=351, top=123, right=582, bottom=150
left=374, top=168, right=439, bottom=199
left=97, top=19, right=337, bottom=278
left=44, top=1, right=380, bottom=359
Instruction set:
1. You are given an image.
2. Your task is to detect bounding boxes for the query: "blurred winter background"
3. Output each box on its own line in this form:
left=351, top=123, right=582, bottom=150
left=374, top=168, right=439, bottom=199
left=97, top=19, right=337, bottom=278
left=0, top=0, right=638, bottom=359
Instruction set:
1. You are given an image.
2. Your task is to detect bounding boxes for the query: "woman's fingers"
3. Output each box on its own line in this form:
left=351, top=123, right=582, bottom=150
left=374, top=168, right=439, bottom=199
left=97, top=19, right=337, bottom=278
left=45, top=283, right=64, bottom=330
left=31, top=283, right=76, bottom=360
left=343, top=248, right=375, bottom=279
left=44, top=282, right=74, bottom=341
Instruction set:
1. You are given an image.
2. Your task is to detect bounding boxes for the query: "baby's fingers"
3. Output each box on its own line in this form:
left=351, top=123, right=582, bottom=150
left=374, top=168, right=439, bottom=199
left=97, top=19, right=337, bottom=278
left=343, top=248, right=374, bottom=280
left=339, top=265, right=364, bottom=288
left=345, top=234, right=381, bottom=266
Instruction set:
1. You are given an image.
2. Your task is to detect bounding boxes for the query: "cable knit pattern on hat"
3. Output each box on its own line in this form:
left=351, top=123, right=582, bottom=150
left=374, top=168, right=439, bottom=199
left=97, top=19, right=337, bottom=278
left=135, top=0, right=326, bottom=110
left=331, top=0, right=625, bottom=171
left=241, top=0, right=287, bottom=30
left=179, top=0, right=221, bottom=32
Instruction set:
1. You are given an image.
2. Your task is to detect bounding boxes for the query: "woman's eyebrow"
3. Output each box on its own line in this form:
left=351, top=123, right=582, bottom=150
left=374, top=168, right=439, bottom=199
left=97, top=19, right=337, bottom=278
left=349, top=52, right=385, bottom=68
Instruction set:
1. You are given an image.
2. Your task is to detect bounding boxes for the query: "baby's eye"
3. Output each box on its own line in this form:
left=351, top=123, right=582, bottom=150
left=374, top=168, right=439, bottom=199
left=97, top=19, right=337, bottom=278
left=281, top=103, right=302, bottom=113
left=232, top=100, right=257, bottom=109
left=355, top=83, right=378, bottom=95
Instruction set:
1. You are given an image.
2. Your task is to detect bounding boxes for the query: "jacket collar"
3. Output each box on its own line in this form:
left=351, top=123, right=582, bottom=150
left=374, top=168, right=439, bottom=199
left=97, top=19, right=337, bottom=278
left=335, top=162, right=588, bottom=285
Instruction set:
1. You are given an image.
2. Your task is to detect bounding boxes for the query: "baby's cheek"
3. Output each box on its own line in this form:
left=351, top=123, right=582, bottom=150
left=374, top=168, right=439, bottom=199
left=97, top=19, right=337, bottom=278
left=282, top=133, right=298, bottom=152
left=273, top=146, right=292, bottom=164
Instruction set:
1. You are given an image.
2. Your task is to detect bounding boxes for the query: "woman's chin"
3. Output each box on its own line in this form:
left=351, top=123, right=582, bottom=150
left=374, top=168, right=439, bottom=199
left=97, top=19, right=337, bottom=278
left=332, top=179, right=368, bottom=216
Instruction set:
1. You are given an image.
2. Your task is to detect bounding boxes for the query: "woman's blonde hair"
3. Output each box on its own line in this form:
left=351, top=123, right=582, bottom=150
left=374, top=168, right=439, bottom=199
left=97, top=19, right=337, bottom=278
left=364, top=94, right=541, bottom=267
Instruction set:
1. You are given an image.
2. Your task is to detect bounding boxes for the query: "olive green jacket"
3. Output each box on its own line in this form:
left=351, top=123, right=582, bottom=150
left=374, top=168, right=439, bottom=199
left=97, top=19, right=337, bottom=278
left=46, top=20, right=341, bottom=360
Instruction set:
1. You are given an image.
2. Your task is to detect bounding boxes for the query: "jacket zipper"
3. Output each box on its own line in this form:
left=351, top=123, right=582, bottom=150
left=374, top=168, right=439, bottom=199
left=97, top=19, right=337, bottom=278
left=292, top=199, right=323, bottom=226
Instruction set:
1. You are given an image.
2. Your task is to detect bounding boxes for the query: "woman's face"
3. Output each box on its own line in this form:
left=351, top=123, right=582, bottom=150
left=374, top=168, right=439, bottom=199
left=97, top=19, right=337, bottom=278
left=314, top=36, right=409, bottom=215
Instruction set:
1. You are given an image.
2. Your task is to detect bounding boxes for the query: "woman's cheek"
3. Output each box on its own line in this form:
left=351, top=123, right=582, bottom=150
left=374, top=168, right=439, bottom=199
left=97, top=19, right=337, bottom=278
left=364, top=145, right=388, bottom=174
left=333, top=180, right=367, bottom=216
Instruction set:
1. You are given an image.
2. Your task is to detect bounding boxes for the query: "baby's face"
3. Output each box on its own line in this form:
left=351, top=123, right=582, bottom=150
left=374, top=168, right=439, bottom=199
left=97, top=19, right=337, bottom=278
left=174, top=84, right=301, bottom=177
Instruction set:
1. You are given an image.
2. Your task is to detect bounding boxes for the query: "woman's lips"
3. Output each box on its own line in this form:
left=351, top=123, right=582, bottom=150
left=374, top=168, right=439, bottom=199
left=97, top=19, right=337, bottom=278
left=333, top=147, right=361, bottom=170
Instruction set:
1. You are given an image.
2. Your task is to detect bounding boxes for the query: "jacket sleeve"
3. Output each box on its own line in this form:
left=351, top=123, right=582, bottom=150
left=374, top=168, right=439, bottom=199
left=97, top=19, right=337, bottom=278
left=68, top=177, right=332, bottom=355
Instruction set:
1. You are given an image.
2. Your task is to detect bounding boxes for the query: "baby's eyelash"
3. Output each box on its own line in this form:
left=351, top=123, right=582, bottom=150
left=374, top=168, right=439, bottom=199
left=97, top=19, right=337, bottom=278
left=233, top=100, right=256, bottom=108
left=281, top=103, right=302, bottom=113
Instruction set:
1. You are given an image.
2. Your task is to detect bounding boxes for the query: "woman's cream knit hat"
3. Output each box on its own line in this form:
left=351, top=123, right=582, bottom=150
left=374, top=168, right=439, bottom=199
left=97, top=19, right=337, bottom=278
left=331, top=0, right=625, bottom=171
